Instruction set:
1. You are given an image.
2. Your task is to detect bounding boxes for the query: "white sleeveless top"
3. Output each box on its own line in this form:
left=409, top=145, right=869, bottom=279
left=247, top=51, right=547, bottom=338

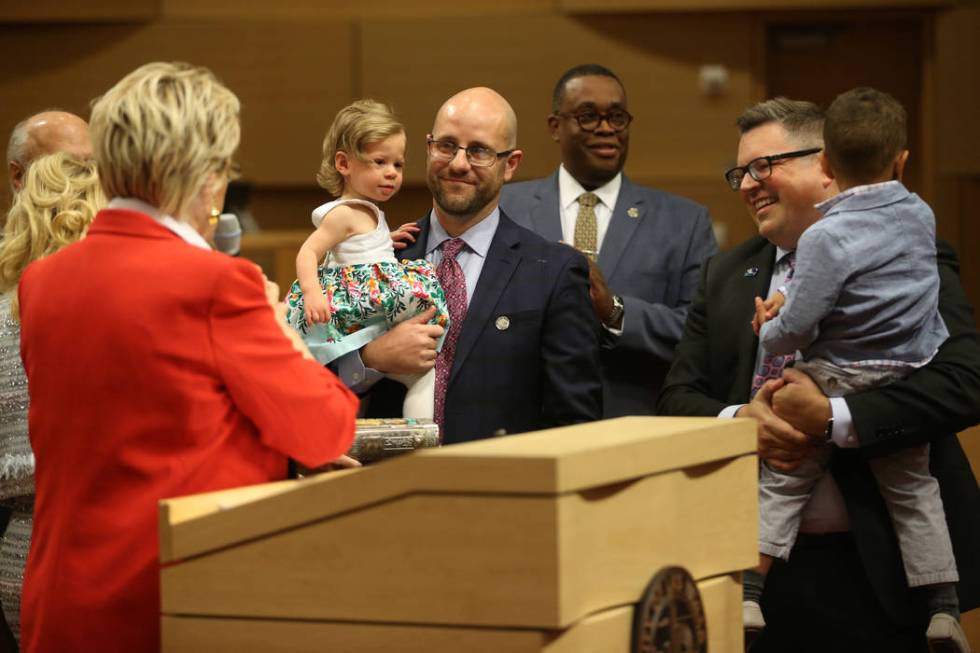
left=311, top=198, right=398, bottom=267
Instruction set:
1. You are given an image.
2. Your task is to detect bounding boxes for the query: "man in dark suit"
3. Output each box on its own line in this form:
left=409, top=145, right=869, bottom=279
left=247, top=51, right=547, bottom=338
left=500, top=64, right=717, bottom=417
left=342, top=87, right=602, bottom=444
left=658, top=97, right=980, bottom=652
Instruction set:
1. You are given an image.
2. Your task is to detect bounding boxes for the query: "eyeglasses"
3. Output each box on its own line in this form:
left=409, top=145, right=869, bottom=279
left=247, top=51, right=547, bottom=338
left=426, top=138, right=515, bottom=168
left=554, top=109, right=633, bottom=132
left=724, top=148, right=822, bottom=191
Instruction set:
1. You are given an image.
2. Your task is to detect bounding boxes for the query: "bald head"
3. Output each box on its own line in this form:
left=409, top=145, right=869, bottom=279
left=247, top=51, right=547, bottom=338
left=433, top=87, right=518, bottom=150
left=8, top=111, right=92, bottom=191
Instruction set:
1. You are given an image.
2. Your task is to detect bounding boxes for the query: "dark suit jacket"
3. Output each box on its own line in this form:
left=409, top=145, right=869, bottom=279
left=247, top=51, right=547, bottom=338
left=500, top=172, right=717, bottom=417
left=657, top=236, right=980, bottom=622
left=366, top=210, right=603, bottom=444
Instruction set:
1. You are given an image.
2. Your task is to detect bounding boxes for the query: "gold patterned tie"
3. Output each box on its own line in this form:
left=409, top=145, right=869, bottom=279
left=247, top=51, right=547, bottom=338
left=574, top=192, right=599, bottom=261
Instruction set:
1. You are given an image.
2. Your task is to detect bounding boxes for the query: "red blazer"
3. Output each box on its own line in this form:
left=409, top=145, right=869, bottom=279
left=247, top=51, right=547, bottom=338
left=18, top=209, right=358, bottom=653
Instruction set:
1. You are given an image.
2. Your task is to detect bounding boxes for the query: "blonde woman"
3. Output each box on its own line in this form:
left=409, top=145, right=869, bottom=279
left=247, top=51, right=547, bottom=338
left=18, top=62, right=358, bottom=653
left=0, top=152, right=104, bottom=645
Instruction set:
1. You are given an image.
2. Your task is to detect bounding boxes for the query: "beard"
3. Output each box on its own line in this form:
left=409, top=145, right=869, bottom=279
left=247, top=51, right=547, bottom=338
left=427, top=169, right=501, bottom=220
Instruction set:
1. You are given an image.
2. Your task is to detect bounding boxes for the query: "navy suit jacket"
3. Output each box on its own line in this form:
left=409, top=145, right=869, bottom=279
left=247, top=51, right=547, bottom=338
left=366, top=210, right=603, bottom=445
left=658, top=236, right=980, bottom=622
left=500, top=172, right=717, bottom=417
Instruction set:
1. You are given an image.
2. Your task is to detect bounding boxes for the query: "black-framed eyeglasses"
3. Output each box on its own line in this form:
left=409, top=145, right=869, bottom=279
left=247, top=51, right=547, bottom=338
left=554, top=109, right=633, bottom=132
left=426, top=138, right=515, bottom=168
left=724, top=148, right=822, bottom=191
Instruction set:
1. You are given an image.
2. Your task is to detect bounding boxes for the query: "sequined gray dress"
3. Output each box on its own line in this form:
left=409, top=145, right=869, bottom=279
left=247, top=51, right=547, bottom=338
left=0, top=294, right=34, bottom=643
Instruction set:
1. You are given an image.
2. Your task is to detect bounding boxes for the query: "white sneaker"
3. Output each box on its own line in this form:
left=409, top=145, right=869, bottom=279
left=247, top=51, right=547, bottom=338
left=926, top=613, right=971, bottom=653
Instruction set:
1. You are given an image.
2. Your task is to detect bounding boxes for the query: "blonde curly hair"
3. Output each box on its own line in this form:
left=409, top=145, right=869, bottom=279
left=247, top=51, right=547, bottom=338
left=90, top=61, right=240, bottom=218
left=317, top=99, right=404, bottom=196
left=0, top=152, right=105, bottom=317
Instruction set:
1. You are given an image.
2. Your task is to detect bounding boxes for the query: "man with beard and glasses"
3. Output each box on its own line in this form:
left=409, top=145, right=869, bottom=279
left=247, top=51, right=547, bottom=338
left=501, top=64, right=717, bottom=417
left=337, top=87, right=602, bottom=444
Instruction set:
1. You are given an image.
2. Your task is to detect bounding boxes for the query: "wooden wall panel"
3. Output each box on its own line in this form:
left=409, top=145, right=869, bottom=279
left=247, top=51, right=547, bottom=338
left=0, top=0, right=159, bottom=22
left=559, top=0, right=951, bottom=11
left=161, top=0, right=555, bottom=19
left=935, top=5, right=980, bottom=176
left=360, top=13, right=756, bottom=187
left=0, top=18, right=353, bottom=210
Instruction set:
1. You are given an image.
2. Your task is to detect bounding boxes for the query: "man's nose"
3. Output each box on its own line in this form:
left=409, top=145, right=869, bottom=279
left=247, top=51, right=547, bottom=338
left=448, top=147, right=471, bottom=172
left=739, top=172, right=760, bottom=192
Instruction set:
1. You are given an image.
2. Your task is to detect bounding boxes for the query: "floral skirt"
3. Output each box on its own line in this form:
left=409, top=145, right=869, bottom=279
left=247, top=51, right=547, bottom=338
left=285, top=259, right=449, bottom=365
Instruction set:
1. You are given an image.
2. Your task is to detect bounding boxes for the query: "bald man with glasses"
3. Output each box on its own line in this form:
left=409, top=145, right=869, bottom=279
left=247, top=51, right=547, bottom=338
left=342, top=86, right=602, bottom=444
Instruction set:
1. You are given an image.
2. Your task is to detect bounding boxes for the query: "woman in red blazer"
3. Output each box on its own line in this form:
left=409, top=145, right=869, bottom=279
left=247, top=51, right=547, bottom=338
left=17, top=62, right=359, bottom=653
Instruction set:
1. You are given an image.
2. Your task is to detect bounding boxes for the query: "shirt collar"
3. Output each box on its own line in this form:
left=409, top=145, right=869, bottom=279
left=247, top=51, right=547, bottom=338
left=815, top=180, right=903, bottom=215
left=775, top=246, right=792, bottom=265
left=108, top=197, right=212, bottom=251
left=558, top=164, right=622, bottom=211
left=426, top=206, right=500, bottom=259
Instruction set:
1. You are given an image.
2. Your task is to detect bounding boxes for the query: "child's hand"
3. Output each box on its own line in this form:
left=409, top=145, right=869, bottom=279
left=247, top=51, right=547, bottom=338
left=304, top=292, right=332, bottom=325
left=390, top=222, right=420, bottom=251
left=752, top=292, right=786, bottom=336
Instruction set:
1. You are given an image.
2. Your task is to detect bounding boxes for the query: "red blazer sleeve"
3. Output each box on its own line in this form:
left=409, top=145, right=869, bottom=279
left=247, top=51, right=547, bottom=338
left=208, top=260, right=358, bottom=468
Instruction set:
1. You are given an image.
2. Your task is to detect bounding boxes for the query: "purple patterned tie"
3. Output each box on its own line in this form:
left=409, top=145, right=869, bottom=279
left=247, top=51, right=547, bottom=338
left=434, top=238, right=468, bottom=436
left=750, top=252, right=796, bottom=398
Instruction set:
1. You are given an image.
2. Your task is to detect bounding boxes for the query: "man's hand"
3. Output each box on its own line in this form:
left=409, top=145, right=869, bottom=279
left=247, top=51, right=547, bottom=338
left=361, top=307, right=443, bottom=374
left=737, top=378, right=813, bottom=472
left=751, top=292, right=785, bottom=336
left=586, top=258, right=618, bottom=327
left=771, top=367, right=833, bottom=437
left=390, top=222, right=420, bottom=252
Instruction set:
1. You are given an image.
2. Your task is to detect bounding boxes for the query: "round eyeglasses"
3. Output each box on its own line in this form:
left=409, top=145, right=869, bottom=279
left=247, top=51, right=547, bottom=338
left=426, top=138, right=515, bottom=168
left=555, top=109, right=633, bottom=133
left=724, top=148, right=822, bottom=191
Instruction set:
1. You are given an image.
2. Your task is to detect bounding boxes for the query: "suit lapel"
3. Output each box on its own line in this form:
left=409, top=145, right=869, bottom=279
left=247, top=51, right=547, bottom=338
left=528, top=172, right=563, bottom=243
left=598, top=176, right=645, bottom=279
left=732, top=241, right=777, bottom=401
left=449, top=214, right=521, bottom=383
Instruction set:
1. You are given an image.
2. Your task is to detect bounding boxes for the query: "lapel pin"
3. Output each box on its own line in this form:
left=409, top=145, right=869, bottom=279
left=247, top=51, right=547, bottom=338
left=495, top=316, right=511, bottom=331
left=627, top=207, right=640, bottom=218
left=744, top=267, right=759, bottom=277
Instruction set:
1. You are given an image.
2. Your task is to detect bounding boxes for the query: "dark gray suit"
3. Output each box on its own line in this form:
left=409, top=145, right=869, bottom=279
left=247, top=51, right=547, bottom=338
left=366, top=210, right=603, bottom=444
left=500, top=172, right=717, bottom=417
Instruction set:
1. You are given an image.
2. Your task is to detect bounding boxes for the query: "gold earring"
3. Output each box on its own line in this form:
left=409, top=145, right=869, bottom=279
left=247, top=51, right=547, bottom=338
left=209, top=207, right=220, bottom=226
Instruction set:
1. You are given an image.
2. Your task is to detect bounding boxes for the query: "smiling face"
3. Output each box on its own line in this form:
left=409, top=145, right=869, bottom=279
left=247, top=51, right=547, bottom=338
left=736, top=121, right=833, bottom=250
left=339, top=132, right=405, bottom=203
left=549, top=74, right=629, bottom=190
left=426, top=88, right=522, bottom=231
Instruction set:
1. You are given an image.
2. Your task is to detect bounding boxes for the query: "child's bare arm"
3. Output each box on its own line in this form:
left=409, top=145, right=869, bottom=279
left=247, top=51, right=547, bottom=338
left=296, top=205, right=377, bottom=324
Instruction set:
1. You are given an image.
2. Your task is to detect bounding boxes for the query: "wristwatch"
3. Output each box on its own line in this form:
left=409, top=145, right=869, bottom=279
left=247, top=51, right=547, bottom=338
left=606, top=294, right=624, bottom=327
left=823, top=417, right=835, bottom=443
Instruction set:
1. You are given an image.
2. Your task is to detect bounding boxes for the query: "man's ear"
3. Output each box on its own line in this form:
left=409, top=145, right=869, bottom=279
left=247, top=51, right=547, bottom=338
left=503, top=149, right=524, bottom=183
left=9, top=161, right=24, bottom=191
left=894, top=149, right=910, bottom=182
left=547, top=114, right=561, bottom=143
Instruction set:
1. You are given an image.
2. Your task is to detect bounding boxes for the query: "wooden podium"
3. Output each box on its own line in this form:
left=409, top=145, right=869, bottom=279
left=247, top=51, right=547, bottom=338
left=159, top=417, right=758, bottom=652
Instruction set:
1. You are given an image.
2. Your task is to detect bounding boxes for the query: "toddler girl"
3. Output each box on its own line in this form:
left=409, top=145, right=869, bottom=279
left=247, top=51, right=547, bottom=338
left=286, top=100, right=448, bottom=418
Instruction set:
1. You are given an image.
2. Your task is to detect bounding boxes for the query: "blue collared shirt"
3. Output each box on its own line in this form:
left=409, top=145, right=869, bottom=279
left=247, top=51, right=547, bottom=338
left=424, top=207, right=499, bottom=304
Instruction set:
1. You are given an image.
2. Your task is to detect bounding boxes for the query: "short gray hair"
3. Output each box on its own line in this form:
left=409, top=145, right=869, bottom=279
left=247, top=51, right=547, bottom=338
left=6, top=117, right=30, bottom=167
left=735, top=97, right=824, bottom=147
